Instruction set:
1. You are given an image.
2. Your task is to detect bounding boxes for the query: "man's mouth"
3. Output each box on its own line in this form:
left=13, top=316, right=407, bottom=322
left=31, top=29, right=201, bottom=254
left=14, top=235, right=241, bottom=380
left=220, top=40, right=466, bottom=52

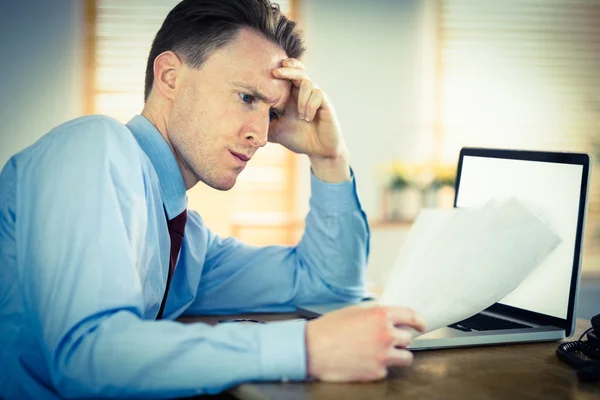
left=229, top=150, right=251, bottom=165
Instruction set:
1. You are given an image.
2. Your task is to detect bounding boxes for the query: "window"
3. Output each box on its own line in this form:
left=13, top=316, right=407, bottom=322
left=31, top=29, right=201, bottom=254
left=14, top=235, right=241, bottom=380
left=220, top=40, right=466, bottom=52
left=84, top=0, right=302, bottom=244
left=436, top=0, right=600, bottom=252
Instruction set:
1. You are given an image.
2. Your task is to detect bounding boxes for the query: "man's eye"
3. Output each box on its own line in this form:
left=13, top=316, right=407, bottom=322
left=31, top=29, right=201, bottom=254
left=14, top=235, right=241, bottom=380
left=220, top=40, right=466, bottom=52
left=269, top=109, right=279, bottom=122
left=239, top=93, right=255, bottom=104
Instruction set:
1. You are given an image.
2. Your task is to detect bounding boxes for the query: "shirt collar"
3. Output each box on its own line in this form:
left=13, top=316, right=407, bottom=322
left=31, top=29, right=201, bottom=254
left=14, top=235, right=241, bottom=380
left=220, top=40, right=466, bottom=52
left=126, top=115, right=187, bottom=220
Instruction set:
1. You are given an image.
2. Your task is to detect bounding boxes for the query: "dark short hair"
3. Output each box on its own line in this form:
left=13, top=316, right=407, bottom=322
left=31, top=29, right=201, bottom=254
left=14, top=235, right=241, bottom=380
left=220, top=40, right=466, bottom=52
left=144, top=0, right=305, bottom=101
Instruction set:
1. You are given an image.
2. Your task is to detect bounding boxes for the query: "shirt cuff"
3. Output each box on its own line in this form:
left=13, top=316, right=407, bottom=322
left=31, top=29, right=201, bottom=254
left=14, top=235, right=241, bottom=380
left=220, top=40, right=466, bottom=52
left=258, top=319, right=307, bottom=382
left=310, top=168, right=361, bottom=213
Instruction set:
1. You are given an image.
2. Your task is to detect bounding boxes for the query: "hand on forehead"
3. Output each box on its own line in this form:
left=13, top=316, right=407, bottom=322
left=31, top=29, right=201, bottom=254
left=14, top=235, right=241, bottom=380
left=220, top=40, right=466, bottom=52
left=233, top=33, right=294, bottom=108
left=272, top=57, right=308, bottom=88
left=265, top=57, right=293, bottom=104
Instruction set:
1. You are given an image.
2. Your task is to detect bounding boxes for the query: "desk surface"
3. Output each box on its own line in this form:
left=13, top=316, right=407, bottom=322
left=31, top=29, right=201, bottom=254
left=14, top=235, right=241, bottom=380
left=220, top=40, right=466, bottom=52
left=179, top=314, right=600, bottom=400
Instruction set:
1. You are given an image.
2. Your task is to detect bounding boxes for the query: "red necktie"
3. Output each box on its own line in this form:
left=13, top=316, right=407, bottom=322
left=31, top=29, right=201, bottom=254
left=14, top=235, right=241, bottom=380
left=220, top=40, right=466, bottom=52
left=156, top=209, right=187, bottom=320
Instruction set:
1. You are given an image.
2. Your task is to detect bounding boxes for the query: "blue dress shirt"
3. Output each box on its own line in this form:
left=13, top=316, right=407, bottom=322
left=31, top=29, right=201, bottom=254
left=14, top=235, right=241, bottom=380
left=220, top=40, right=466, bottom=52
left=0, top=115, right=370, bottom=398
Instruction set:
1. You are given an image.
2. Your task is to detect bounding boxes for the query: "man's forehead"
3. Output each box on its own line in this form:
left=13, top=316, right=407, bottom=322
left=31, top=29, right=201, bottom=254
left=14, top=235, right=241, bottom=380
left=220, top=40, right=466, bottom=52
left=229, top=29, right=291, bottom=102
left=255, top=68, right=291, bottom=102
left=197, top=28, right=292, bottom=104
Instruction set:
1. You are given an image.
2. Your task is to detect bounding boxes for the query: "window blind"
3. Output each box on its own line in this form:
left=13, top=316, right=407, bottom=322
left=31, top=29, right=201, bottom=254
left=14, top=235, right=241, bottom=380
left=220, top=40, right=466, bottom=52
left=440, top=0, right=600, bottom=160
left=439, top=0, right=600, bottom=250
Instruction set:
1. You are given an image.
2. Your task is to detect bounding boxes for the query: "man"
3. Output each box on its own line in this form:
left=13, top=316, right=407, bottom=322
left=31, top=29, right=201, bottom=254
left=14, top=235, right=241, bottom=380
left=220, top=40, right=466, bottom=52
left=0, top=0, right=425, bottom=398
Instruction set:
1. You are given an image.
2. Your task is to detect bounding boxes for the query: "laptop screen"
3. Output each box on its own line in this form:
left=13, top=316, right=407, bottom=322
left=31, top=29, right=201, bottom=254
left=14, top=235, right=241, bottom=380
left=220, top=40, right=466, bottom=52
left=455, top=153, right=584, bottom=320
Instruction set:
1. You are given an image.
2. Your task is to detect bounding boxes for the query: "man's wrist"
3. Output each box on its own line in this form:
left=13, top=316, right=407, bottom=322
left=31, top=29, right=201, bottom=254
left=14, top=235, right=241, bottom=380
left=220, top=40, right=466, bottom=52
left=259, top=319, right=308, bottom=381
left=309, top=149, right=351, bottom=183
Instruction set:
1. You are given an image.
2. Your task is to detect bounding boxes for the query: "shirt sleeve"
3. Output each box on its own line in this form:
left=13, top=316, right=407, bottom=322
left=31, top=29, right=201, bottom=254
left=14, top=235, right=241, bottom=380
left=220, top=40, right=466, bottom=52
left=15, top=117, right=307, bottom=398
left=185, top=169, right=371, bottom=315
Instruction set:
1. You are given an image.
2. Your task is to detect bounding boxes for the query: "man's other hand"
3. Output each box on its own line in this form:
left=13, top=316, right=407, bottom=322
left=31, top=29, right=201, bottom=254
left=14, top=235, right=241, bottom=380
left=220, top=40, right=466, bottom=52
left=305, top=305, right=426, bottom=382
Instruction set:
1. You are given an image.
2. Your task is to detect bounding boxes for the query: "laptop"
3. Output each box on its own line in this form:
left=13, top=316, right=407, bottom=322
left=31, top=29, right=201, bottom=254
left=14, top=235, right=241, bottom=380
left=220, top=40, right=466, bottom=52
left=297, top=147, right=592, bottom=350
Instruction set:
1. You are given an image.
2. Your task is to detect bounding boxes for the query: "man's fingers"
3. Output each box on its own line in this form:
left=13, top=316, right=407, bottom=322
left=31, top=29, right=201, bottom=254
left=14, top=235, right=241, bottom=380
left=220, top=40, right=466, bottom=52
left=272, top=67, right=307, bottom=87
left=282, top=58, right=305, bottom=70
left=393, top=327, right=413, bottom=348
left=305, top=88, right=323, bottom=122
left=297, top=79, right=313, bottom=120
left=385, top=307, right=427, bottom=333
left=385, top=348, right=414, bottom=367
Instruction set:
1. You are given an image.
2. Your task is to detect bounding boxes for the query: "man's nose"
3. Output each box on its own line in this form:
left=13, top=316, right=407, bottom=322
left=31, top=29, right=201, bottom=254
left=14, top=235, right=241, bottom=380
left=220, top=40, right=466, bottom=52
left=244, top=115, right=269, bottom=148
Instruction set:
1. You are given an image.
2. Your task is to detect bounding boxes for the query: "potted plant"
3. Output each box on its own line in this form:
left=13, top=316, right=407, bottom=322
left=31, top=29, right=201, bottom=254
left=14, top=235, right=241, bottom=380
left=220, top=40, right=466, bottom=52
left=429, top=164, right=456, bottom=209
left=383, top=161, right=422, bottom=221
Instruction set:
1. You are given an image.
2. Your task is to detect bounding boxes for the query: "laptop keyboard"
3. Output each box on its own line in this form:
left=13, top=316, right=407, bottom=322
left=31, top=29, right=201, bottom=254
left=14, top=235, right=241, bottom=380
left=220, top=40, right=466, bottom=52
left=449, top=313, right=532, bottom=332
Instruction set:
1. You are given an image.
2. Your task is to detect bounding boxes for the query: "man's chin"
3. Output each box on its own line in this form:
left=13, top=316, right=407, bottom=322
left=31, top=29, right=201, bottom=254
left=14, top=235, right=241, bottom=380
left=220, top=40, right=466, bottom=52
left=205, top=175, right=237, bottom=191
left=213, top=182, right=235, bottom=191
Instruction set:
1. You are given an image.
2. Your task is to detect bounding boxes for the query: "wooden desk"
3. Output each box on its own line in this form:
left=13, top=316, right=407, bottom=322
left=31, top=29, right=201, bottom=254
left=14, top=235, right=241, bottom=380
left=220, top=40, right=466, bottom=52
left=179, top=314, right=600, bottom=400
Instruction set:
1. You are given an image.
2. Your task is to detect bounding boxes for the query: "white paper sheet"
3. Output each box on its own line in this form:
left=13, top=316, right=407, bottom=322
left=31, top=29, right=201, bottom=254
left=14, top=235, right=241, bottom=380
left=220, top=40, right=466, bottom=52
left=379, top=197, right=561, bottom=335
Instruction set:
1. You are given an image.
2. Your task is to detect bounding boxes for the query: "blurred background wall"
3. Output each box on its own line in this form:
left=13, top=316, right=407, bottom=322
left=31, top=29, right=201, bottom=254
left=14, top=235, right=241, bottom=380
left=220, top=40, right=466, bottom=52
left=0, top=0, right=84, bottom=165
left=297, top=0, right=430, bottom=218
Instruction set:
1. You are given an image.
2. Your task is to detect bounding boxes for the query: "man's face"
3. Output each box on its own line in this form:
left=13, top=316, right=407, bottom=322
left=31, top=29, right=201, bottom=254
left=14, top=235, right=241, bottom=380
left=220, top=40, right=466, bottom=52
left=167, top=28, right=291, bottom=190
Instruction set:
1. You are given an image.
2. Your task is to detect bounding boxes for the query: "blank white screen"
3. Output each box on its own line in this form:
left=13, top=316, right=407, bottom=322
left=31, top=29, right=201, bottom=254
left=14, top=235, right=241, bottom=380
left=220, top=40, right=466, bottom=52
left=456, top=155, right=583, bottom=319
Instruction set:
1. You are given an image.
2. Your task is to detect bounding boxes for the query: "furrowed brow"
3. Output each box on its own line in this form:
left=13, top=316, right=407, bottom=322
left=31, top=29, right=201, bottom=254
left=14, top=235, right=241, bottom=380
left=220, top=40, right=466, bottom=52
left=232, top=81, right=275, bottom=104
left=232, top=81, right=285, bottom=115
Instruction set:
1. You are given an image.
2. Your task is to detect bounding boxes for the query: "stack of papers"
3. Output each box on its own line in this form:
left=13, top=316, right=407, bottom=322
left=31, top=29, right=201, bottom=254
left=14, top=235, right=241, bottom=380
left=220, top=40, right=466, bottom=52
left=379, top=197, right=561, bottom=335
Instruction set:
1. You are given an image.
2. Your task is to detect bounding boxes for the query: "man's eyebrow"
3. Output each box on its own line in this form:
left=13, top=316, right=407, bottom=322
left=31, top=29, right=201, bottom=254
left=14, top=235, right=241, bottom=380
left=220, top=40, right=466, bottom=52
left=232, top=81, right=285, bottom=115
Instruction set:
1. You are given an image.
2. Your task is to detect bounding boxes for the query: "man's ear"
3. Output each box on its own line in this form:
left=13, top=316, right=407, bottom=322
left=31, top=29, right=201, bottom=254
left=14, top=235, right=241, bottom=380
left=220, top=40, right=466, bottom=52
left=152, top=51, right=182, bottom=101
